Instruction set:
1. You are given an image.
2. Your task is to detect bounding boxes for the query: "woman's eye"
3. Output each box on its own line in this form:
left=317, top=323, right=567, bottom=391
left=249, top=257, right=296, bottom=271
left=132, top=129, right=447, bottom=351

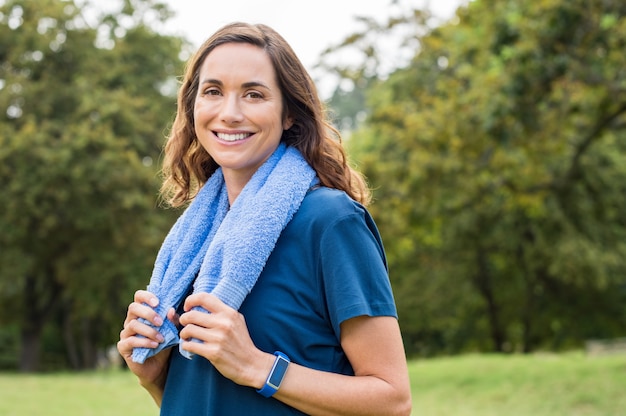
left=203, top=88, right=221, bottom=96
left=245, top=91, right=263, bottom=99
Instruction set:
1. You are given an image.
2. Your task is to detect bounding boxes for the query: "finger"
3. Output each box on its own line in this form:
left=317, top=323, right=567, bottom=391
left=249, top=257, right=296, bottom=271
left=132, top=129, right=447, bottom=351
left=183, top=293, right=223, bottom=313
left=126, top=302, right=164, bottom=327
left=129, top=319, right=165, bottom=342
left=179, top=323, right=217, bottom=348
left=179, top=336, right=210, bottom=358
left=134, top=289, right=159, bottom=308
left=123, top=318, right=166, bottom=343
left=167, top=307, right=180, bottom=327
left=178, top=308, right=211, bottom=327
left=118, top=333, right=161, bottom=353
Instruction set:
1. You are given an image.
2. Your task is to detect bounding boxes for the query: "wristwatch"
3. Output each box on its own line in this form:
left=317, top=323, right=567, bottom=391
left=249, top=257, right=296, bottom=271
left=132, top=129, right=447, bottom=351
left=257, top=351, right=290, bottom=397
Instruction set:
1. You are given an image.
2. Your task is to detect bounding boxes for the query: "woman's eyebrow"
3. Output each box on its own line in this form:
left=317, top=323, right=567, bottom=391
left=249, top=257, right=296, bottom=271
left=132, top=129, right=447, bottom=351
left=199, top=78, right=271, bottom=90
left=199, top=78, right=222, bottom=86
left=241, top=81, right=270, bottom=90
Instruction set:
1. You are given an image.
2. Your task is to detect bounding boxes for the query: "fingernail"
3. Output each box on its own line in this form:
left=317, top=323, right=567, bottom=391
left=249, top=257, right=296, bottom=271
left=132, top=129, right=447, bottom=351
left=149, top=297, right=159, bottom=307
left=156, top=333, right=165, bottom=343
left=153, top=316, right=163, bottom=326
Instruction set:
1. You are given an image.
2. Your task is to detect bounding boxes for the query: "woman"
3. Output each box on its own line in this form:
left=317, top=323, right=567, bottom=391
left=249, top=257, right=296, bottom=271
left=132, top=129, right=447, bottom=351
left=117, top=22, right=412, bottom=415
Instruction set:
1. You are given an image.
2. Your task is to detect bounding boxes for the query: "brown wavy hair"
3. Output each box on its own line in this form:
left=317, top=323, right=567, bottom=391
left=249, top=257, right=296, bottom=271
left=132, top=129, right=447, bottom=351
left=161, top=22, right=370, bottom=207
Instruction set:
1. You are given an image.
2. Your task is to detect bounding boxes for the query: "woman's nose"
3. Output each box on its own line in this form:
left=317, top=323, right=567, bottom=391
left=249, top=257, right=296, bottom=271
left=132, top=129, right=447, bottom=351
left=220, top=94, right=244, bottom=124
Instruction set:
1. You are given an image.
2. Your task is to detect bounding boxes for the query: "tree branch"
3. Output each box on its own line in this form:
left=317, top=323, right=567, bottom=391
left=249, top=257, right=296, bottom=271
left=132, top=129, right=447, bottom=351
left=561, top=100, right=626, bottom=188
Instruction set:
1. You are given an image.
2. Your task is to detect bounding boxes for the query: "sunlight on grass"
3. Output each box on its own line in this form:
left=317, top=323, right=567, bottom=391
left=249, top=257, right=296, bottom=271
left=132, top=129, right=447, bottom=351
left=409, top=352, right=626, bottom=416
left=0, top=369, right=157, bottom=416
left=0, top=352, right=623, bottom=415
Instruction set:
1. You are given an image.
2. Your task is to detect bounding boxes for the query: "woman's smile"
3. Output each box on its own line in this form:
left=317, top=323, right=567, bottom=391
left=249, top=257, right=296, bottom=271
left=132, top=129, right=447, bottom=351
left=193, top=42, right=292, bottom=191
left=214, top=131, right=255, bottom=143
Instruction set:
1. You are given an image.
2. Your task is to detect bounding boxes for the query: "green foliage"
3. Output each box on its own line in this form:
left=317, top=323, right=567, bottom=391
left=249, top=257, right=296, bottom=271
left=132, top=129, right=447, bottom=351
left=0, top=0, right=184, bottom=370
left=348, top=0, right=626, bottom=355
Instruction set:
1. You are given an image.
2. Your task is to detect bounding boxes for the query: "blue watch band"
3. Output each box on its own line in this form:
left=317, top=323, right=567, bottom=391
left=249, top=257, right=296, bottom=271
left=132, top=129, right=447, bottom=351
left=257, top=351, right=290, bottom=398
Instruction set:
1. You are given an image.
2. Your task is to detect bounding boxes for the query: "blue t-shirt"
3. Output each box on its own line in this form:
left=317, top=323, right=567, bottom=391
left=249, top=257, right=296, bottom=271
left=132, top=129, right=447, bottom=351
left=160, top=187, right=397, bottom=415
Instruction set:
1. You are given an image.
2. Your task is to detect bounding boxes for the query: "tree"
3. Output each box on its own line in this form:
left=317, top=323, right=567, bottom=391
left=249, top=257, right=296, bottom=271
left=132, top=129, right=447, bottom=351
left=0, top=0, right=184, bottom=371
left=347, top=0, right=626, bottom=355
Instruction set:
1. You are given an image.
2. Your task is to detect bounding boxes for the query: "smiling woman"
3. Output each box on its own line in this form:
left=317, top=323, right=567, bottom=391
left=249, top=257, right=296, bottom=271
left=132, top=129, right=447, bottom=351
left=193, top=42, right=291, bottom=201
left=116, top=22, right=412, bottom=415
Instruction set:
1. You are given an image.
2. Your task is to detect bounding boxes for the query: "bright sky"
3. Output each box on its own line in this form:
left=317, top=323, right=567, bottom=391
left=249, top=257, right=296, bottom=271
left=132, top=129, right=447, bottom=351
left=157, top=0, right=464, bottom=95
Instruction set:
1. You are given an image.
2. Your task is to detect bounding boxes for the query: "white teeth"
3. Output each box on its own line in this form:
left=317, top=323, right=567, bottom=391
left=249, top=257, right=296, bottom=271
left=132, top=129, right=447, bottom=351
left=216, top=132, right=250, bottom=142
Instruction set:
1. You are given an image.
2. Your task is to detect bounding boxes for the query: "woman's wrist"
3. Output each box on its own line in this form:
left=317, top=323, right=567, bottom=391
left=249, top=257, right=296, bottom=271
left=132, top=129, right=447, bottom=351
left=139, top=377, right=166, bottom=407
left=137, top=354, right=171, bottom=406
left=249, top=351, right=276, bottom=390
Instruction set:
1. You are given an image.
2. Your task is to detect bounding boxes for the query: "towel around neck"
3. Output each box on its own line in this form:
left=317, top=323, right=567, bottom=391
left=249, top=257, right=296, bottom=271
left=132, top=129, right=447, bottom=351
left=131, top=143, right=317, bottom=363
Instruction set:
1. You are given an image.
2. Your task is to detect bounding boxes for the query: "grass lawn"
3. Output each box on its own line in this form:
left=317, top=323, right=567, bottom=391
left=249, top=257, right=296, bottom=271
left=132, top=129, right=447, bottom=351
left=409, top=352, right=626, bottom=415
left=0, top=352, right=623, bottom=415
left=0, top=368, right=157, bottom=416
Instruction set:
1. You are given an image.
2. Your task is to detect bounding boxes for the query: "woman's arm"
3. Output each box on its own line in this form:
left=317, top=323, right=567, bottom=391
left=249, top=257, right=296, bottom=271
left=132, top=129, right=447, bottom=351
left=274, top=315, right=412, bottom=416
left=117, top=290, right=176, bottom=407
left=179, top=293, right=412, bottom=416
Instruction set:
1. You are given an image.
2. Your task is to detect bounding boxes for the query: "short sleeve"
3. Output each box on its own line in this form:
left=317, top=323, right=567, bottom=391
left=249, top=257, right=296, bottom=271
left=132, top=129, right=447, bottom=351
left=319, top=205, right=397, bottom=338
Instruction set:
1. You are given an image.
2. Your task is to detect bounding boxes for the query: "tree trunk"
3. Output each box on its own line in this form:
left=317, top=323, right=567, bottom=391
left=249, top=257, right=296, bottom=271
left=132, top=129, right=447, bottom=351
left=19, top=325, right=42, bottom=372
left=19, top=268, right=61, bottom=372
left=19, top=274, right=44, bottom=372
left=521, top=294, right=533, bottom=353
left=518, top=227, right=537, bottom=354
left=474, top=249, right=506, bottom=352
left=63, top=312, right=80, bottom=370
left=520, top=266, right=537, bottom=353
left=80, top=317, right=97, bottom=369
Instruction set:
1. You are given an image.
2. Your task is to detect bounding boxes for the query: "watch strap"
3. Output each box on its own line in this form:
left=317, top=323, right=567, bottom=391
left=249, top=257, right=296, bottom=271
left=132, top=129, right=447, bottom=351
left=257, top=351, right=290, bottom=397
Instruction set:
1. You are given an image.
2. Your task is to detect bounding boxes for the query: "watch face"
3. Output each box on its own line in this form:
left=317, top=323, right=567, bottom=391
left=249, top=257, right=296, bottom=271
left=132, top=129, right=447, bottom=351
left=268, top=355, right=290, bottom=388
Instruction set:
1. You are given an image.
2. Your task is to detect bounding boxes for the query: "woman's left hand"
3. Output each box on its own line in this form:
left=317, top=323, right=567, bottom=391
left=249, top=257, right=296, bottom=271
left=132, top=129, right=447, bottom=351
left=178, top=293, right=274, bottom=388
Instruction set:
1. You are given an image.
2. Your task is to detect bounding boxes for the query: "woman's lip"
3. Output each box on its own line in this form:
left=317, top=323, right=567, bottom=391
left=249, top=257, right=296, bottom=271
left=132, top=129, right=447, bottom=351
left=214, top=131, right=254, bottom=142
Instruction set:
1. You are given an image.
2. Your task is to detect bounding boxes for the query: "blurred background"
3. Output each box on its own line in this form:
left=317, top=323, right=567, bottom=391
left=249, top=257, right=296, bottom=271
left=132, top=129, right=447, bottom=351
left=1, top=0, right=625, bottom=377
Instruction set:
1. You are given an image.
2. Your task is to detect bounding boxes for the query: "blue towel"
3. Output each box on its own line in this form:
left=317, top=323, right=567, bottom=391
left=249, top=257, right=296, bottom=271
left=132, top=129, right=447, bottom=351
left=131, top=143, right=317, bottom=364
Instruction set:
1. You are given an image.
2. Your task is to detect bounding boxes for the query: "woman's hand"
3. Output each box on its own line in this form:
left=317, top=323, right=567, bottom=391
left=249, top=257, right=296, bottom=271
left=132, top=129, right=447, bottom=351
left=117, top=290, right=178, bottom=405
left=178, top=293, right=274, bottom=389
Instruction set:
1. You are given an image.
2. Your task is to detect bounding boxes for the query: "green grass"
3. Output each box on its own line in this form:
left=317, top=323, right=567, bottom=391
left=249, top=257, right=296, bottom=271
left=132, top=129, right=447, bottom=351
left=0, top=369, right=157, bottom=416
left=0, top=352, right=623, bottom=415
left=409, top=352, right=626, bottom=415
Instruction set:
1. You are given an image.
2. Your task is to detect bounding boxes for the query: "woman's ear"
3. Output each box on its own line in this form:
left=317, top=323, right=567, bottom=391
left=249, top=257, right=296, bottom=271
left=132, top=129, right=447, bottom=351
left=283, top=115, right=294, bottom=130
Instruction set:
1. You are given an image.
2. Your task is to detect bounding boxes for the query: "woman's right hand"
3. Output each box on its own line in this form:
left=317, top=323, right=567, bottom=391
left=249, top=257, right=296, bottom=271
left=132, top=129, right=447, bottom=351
left=117, top=290, right=177, bottom=404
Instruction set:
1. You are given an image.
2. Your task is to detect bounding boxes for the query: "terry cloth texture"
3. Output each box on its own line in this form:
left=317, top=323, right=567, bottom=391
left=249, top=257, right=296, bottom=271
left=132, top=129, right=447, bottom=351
left=131, top=143, right=317, bottom=364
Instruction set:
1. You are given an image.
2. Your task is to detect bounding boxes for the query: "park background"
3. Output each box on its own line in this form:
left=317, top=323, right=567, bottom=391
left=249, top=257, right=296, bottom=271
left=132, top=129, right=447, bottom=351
left=0, top=0, right=625, bottom=414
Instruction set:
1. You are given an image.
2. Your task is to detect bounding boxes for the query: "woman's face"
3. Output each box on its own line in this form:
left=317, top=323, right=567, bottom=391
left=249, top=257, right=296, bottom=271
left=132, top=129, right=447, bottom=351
left=193, top=42, right=292, bottom=183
